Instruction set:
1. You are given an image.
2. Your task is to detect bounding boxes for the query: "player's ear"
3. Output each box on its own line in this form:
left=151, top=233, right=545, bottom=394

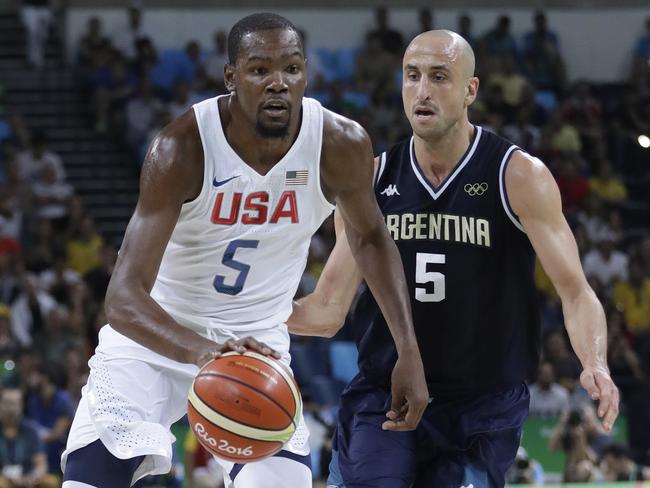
left=465, top=76, right=479, bottom=107
left=224, top=63, right=236, bottom=93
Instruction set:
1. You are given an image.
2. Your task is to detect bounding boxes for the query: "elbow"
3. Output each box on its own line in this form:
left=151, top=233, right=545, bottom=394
left=104, top=278, right=133, bottom=331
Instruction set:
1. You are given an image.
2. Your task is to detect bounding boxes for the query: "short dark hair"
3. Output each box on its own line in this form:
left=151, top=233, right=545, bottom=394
left=227, top=12, right=303, bottom=65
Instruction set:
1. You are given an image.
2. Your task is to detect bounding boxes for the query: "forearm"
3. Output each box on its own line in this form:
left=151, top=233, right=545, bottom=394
left=288, top=295, right=347, bottom=337
left=562, top=286, right=608, bottom=369
left=347, top=225, right=417, bottom=352
left=106, top=283, right=214, bottom=365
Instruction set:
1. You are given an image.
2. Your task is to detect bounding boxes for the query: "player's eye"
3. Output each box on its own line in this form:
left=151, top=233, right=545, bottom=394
left=433, top=73, right=446, bottom=81
left=252, top=67, right=267, bottom=75
left=407, top=72, right=419, bottom=81
left=286, top=65, right=299, bottom=74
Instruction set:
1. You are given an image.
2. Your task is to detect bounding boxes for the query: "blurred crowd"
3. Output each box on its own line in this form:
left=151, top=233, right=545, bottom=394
left=0, top=2, right=649, bottom=486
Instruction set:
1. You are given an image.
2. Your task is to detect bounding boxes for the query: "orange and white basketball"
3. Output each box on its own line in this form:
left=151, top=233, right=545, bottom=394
left=187, top=351, right=301, bottom=463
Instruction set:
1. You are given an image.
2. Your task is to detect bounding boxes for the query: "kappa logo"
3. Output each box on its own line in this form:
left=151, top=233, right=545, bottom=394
left=464, top=182, right=488, bottom=196
left=380, top=184, right=400, bottom=196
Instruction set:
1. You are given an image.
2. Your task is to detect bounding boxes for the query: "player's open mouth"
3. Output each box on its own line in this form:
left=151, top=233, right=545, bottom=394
left=414, top=106, right=435, bottom=119
left=262, top=100, right=289, bottom=116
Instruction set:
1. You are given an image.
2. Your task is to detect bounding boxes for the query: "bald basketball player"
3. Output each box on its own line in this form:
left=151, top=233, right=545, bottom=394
left=290, top=30, right=618, bottom=487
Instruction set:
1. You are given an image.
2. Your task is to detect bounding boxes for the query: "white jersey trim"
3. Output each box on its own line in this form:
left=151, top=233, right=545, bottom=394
left=314, top=106, right=336, bottom=212
left=374, top=152, right=387, bottom=188
left=409, top=126, right=482, bottom=201
left=499, top=145, right=526, bottom=233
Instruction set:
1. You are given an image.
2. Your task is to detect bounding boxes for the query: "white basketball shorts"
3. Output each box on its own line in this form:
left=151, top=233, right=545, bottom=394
left=61, top=324, right=310, bottom=487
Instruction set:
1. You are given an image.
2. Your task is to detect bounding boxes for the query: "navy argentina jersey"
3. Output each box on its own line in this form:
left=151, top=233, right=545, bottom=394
left=353, top=126, right=541, bottom=398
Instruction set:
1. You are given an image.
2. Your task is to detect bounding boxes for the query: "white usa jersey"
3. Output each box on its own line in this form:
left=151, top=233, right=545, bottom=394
left=150, top=95, right=334, bottom=332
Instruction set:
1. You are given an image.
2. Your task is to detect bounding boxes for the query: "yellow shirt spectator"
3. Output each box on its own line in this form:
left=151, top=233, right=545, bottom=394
left=613, top=278, right=650, bottom=334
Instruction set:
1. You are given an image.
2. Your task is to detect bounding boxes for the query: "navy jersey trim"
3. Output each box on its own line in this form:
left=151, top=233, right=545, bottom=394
left=408, top=126, right=482, bottom=200
left=499, top=145, right=526, bottom=233
left=374, top=152, right=387, bottom=188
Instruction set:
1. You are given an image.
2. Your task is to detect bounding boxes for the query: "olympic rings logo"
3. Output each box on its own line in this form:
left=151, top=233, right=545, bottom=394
left=464, top=182, right=488, bottom=196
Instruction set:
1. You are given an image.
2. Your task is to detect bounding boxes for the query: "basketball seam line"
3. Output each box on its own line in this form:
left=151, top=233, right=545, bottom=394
left=194, top=372, right=296, bottom=431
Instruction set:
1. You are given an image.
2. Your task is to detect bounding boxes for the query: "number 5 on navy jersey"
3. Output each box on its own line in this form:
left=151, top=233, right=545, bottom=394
left=213, top=239, right=259, bottom=295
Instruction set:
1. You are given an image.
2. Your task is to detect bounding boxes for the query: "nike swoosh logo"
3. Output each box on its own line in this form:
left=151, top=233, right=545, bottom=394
left=212, top=175, right=240, bottom=187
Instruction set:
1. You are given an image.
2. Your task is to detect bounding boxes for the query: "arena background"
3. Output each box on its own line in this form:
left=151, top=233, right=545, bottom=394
left=0, top=0, right=649, bottom=486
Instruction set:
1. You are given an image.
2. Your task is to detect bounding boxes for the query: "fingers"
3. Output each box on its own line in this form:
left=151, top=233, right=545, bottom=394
left=230, top=337, right=281, bottom=358
left=595, top=373, right=619, bottom=432
left=383, top=393, right=427, bottom=432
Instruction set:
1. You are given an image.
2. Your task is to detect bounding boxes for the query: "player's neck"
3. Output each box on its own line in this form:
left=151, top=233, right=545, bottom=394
left=222, top=95, right=302, bottom=173
left=413, top=121, right=475, bottom=186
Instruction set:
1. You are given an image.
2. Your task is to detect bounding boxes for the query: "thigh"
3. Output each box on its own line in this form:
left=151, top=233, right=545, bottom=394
left=331, top=376, right=417, bottom=488
left=415, top=384, right=529, bottom=488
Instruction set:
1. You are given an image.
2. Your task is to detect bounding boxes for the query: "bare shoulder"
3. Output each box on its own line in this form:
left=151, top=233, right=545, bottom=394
left=141, top=109, right=203, bottom=202
left=506, top=150, right=560, bottom=217
left=321, top=108, right=372, bottom=156
left=320, top=108, right=375, bottom=198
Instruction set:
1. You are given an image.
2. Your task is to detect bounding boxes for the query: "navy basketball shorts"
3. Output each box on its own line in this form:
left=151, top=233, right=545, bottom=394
left=327, top=374, right=530, bottom=488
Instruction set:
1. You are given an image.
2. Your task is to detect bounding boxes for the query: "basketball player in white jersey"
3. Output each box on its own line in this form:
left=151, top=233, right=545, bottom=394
left=60, top=13, right=428, bottom=488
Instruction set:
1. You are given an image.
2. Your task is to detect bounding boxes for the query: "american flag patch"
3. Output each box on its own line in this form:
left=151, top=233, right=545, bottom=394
left=285, top=170, right=309, bottom=186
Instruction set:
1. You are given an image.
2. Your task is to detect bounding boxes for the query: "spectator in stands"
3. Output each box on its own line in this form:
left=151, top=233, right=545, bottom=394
left=183, top=433, right=224, bottom=488
left=553, top=156, right=590, bottom=216
left=124, top=78, right=164, bottom=155
left=24, top=219, right=58, bottom=273
left=583, top=235, right=629, bottom=288
left=185, top=40, right=205, bottom=82
left=577, top=195, right=614, bottom=244
left=563, top=81, right=604, bottom=161
left=529, top=361, right=570, bottom=417
left=20, top=0, right=52, bottom=70
left=607, top=308, right=650, bottom=462
left=413, top=8, right=433, bottom=37
left=367, top=6, right=404, bottom=57
left=0, top=305, right=19, bottom=362
left=77, top=17, right=110, bottom=67
left=522, top=11, right=565, bottom=94
left=204, top=30, right=228, bottom=88
left=355, top=32, right=396, bottom=93
left=9, top=274, right=56, bottom=348
left=111, top=4, right=144, bottom=61
left=505, top=447, right=544, bottom=485
left=543, top=330, right=583, bottom=395
left=589, top=159, right=628, bottom=204
left=31, top=161, right=74, bottom=230
left=25, top=365, right=74, bottom=474
left=0, top=190, right=23, bottom=250
left=15, top=132, right=65, bottom=184
left=549, top=408, right=600, bottom=482
left=65, top=216, right=103, bottom=275
left=84, top=243, right=116, bottom=305
left=485, top=55, right=530, bottom=120
left=168, top=81, right=196, bottom=119
left=0, top=387, right=57, bottom=488
left=600, top=443, right=650, bottom=481
left=480, top=15, right=518, bottom=61
left=614, top=259, right=650, bottom=354
left=457, top=14, right=476, bottom=52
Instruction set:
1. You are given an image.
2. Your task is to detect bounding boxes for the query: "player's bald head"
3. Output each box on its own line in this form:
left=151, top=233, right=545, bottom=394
left=405, top=30, right=475, bottom=79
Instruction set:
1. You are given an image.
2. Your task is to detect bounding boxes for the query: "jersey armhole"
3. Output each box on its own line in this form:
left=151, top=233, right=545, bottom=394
left=373, top=152, right=387, bottom=189
left=499, top=146, right=526, bottom=233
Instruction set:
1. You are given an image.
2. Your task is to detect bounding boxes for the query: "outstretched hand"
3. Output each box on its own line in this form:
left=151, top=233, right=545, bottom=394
left=383, top=354, right=429, bottom=431
left=195, top=336, right=281, bottom=368
left=580, top=365, right=619, bottom=432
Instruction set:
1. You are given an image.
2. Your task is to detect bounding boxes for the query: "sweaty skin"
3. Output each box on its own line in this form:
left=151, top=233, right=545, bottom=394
left=289, top=29, right=619, bottom=432
left=105, top=28, right=429, bottom=430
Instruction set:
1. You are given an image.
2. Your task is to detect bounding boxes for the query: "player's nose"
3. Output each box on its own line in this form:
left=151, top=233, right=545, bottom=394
left=266, top=71, right=288, bottom=93
left=416, top=77, right=431, bottom=101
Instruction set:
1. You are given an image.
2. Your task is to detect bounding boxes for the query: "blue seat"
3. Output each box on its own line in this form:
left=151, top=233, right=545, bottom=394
left=328, top=341, right=358, bottom=384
